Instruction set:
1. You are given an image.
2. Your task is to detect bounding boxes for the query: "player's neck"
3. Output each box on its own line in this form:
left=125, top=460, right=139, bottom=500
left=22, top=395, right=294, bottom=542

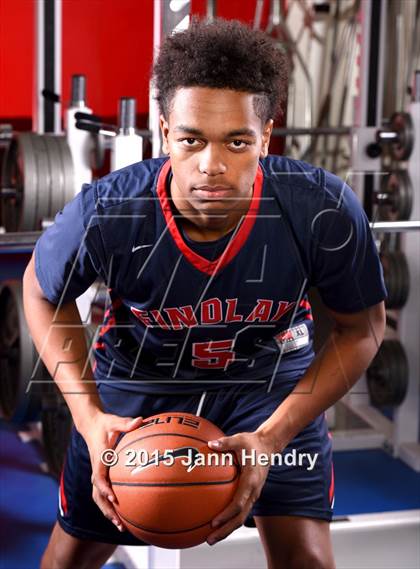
left=179, top=219, right=237, bottom=242
left=169, top=179, right=252, bottom=242
left=172, top=201, right=249, bottom=242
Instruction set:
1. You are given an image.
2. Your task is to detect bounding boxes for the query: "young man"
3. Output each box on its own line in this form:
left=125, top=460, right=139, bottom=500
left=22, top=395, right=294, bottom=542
left=24, top=18, right=386, bottom=569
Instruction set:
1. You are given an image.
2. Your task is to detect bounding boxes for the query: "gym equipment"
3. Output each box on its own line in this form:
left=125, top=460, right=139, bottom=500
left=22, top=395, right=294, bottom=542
left=377, top=112, right=415, bottom=161
left=370, top=220, right=420, bottom=232
left=111, top=98, right=143, bottom=171
left=65, top=74, right=94, bottom=192
left=380, top=250, right=410, bottom=310
left=0, top=280, right=42, bottom=421
left=0, top=278, right=75, bottom=478
left=41, top=377, right=73, bottom=479
left=109, top=412, right=239, bottom=548
left=1, top=133, right=74, bottom=232
left=76, top=97, right=144, bottom=172
left=367, top=340, right=408, bottom=407
left=376, top=170, right=413, bottom=221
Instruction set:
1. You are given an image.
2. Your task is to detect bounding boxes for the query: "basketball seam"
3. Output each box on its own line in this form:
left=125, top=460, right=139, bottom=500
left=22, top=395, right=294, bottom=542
left=111, top=470, right=240, bottom=486
left=118, top=512, right=212, bottom=535
left=116, top=433, right=213, bottom=454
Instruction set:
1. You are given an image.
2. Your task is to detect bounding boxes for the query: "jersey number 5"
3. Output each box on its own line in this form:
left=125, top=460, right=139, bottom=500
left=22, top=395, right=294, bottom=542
left=192, top=340, right=235, bottom=369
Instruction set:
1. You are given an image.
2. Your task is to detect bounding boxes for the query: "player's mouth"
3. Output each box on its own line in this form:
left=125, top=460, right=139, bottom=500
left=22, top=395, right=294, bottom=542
left=192, top=185, right=233, bottom=200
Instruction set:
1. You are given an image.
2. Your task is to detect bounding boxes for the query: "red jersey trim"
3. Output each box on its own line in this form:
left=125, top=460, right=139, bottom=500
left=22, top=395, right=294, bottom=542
left=329, top=461, right=335, bottom=506
left=156, top=159, right=264, bottom=276
left=59, top=466, right=68, bottom=515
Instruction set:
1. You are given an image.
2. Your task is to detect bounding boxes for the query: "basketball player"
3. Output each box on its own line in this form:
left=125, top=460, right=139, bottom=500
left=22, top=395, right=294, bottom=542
left=24, top=18, right=386, bottom=569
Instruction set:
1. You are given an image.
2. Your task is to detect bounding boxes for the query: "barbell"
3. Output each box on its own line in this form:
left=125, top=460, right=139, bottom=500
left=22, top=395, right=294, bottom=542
left=1, top=133, right=74, bottom=232
left=367, top=339, right=409, bottom=407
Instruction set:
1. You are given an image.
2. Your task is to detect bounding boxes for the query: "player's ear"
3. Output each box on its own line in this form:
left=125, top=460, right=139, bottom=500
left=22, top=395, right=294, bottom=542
left=260, top=119, right=273, bottom=158
left=160, top=115, right=170, bottom=155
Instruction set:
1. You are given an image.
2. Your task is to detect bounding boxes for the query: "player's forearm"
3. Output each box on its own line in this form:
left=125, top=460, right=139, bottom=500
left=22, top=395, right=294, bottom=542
left=23, top=263, right=104, bottom=433
left=256, top=324, right=384, bottom=449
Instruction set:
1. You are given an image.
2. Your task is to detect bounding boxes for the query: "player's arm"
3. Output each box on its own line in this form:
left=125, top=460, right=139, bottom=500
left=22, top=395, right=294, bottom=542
left=205, top=301, right=385, bottom=546
left=23, top=254, right=143, bottom=531
left=256, top=300, right=386, bottom=448
left=23, top=253, right=103, bottom=433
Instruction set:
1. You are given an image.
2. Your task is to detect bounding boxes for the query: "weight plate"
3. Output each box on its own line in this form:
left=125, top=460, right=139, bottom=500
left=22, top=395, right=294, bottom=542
left=44, top=134, right=66, bottom=219
left=367, top=339, right=408, bottom=406
left=1, top=134, right=38, bottom=232
left=390, top=251, right=410, bottom=309
left=393, top=253, right=403, bottom=307
left=0, top=280, right=43, bottom=421
left=56, top=135, right=75, bottom=204
left=395, top=173, right=413, bottom=220
left=19, top=133, right=39, bottom=231
left=378, top=170, right=413, bottom=221
left=1, top=132, right=75, bottom=231
left=390, top=112, right=414, bottom=161
left=1, top=137, right=21, bottom=231
left=381, top=251, right=408, bottom=309
left=31, top=134, right=52, bottom=228
left=399, top=253, right=410, bottom=307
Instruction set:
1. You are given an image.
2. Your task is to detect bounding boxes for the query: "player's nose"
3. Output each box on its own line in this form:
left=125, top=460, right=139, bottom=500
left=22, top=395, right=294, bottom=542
left=198, top=144, right=227, bottom=176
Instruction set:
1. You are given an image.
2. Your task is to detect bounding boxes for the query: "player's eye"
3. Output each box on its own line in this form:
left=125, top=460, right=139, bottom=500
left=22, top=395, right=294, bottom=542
left=180, top=138, right=201, bottom=148
left=228, top=140, right=248, bottom=150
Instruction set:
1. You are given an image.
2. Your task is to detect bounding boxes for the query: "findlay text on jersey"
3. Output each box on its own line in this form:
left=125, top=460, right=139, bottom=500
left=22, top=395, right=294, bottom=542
left=130, top=297, right=298, bottom=330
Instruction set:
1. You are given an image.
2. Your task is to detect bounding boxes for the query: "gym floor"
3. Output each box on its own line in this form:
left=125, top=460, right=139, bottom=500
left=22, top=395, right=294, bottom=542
left=1, top=418, right=419, bottom=569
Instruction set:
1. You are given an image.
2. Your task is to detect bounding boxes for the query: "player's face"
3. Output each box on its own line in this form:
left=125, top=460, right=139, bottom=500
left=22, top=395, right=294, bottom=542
left=160, top=87, right=273, bottom=219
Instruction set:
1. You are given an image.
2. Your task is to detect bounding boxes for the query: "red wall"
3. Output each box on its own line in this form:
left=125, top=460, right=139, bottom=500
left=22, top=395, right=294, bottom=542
left=0, top=0, right=280, bottom=133
left=62, top=0, right=154, bottom=119
left=0, top=0, right=272, bottom=121
left=0, top=0, right=34, bottom=118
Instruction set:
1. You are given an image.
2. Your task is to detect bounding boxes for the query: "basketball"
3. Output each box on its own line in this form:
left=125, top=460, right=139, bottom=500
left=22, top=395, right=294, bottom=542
left=109, top=412, right=240, bottom=548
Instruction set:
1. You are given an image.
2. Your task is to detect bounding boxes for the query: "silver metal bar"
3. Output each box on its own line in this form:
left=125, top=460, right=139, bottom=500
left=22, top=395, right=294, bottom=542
left=34, top=0, right=45, bottom=133
left=274, top=120, right=404, bottom=151
left=34, top=0, right=62, bottom=134
left=272, top=126, right=352, bottom=137
left=377, top=130, right=399, bottom=141
left=54, top=0, right=62, bottom=134
left=207, top=0, right=216, bottom=20
left=119, top=98, right=136, bottom=134
left=71, top=75, right=86, bottom=107
left=0, top=231, right=42, bottom=250
left=370, top=221, right=420, bottom=232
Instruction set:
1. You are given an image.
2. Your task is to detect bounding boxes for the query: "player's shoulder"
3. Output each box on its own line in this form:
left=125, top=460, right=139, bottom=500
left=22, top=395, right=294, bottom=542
left=92, top=157, right=167, bottom=209
left=261, top=154, right=321, bottom=186
left=260, top=154, right=353, bottom=207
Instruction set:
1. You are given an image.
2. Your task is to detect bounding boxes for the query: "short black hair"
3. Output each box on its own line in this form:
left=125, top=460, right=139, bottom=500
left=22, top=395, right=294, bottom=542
left=152, top=18, right=289, bottom=123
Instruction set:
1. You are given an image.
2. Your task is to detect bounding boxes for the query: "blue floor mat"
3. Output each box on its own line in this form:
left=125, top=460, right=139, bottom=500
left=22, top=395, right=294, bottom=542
left=0, top=421, right=57, bottom=569
left=333, top=448, right=420, bottom=517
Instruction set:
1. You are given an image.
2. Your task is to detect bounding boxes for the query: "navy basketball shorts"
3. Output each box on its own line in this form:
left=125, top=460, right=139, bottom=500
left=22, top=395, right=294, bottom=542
left=58, top=379, right=334, bottom=545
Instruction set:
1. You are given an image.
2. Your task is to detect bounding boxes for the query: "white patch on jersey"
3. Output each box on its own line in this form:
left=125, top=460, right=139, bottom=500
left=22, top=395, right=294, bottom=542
left=274, top=323, right=309, bottom=354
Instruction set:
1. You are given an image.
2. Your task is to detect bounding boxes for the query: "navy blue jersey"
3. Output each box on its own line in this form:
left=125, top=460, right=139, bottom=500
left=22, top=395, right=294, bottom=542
left=35, top=156, right=387, bottom=393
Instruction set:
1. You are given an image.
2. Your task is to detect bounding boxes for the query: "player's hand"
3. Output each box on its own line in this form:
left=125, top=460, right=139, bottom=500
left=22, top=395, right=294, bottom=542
left=82, top=412, right=143, bottom=532
left=206, top=431, right=277, bottom=546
